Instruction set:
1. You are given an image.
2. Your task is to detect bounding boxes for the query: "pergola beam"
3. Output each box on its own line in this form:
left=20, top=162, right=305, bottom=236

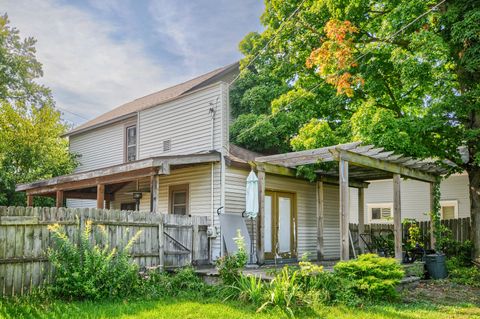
left=330, top=149, right=437, bottom=183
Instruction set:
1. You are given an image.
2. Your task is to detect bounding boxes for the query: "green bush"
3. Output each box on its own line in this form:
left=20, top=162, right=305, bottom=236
left=234, top=274, right=265, bottom=305
left=216, top=230, right=248, bottom=285
left=446, top=257, right=480, bottom=287
left=47, top=221, right=142, bottom=300
left=333, top=254, right=404, bottom=301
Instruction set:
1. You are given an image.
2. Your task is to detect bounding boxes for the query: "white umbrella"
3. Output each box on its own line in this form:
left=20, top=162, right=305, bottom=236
left=245, top=170, right=258, bottom=264
left=245, top=170, right=259, bottom=219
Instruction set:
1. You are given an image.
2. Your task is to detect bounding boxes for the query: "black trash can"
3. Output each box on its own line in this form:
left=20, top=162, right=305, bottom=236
left=425, top=253, right=448, bottom=279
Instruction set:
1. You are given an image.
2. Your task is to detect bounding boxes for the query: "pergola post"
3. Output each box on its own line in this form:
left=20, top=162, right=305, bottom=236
left=429, top=182, right=436, bottom=250
left=150, top=175, right=159, bottom=213
left=26, top=194, right=34, bottom=207
left=316, top=181, right=324, bottom=261
left=358, top=187, right=365, bottom=254
left=97, top=184, right=105, bottom=209
left=339, top=158, right=350, bottom=260
left=393, top=174, right=402, bottom=260
left=55, top=190, right=64, bottom=208
left=257, top=169, right=265, bottom=265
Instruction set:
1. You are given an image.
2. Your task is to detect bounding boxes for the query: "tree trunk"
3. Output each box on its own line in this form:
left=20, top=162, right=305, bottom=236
left=468, top=166, right=480, bottom=259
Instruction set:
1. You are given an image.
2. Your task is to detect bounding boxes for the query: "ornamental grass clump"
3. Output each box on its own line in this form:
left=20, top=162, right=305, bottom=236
left=333, top=253, right=404, bottom=301
left=47, top=220, right=142, bottom=300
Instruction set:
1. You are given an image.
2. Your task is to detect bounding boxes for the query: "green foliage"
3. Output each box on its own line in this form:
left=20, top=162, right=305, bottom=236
left=437, top=224, right=473, bottom=266
left=446, top=257, right=480, bottom=287
left=216, top=230, right=248, bottom=285
left=234, top=275, right=265, bottom=306
left=47, top=221, right=142, bottom=300
left=0, top=15, right=77, bottom=206
left=403, top=219, right=423, bottom=250
left=231, top=0, right=480, bottom=257
left=333, top=254, right=404, bottom=301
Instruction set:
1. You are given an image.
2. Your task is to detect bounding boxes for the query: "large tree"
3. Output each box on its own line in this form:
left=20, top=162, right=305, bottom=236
left=230, top=0, right=480, bottom=257
left=0, top=14, right=77, bottom=206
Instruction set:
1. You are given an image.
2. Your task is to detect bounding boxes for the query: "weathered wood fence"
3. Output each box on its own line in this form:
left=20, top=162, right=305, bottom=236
left=0, top=207, right=209, bottom=296
left=349, top=217, right=471, bottom=252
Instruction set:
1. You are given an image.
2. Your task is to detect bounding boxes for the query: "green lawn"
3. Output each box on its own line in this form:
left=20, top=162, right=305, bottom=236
left=1, top=298, right=479, bottom=319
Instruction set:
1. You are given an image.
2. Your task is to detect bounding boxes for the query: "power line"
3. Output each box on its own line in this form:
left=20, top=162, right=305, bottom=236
left=228, top=0, right=307, bottom=87
left=56, top=106, right=89, bottom=121
left=234, top=0, right=445, bottom=140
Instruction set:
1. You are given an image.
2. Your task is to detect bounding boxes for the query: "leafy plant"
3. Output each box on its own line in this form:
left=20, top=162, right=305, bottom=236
left=47, top=220, right=142, bottom=300
left=216, top=229, right=248, bottom=285
left=334, top=254, right=404, bottom=301
left=233, top=275, right=265, bottom=306
left=446, top=257, right=480, bottom=287
left=258, top=266, right=301, bottom=317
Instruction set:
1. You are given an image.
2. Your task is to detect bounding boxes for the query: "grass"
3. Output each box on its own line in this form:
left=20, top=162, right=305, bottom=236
left=1, top=296, right=479, bottom=319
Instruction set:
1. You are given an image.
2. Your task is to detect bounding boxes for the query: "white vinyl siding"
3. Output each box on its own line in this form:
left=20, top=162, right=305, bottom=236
left=138, top=83, right=228, bottom=158
left=264, top=174, right=317, bottom=258
left=323, top=184, right=340, bottom=260
left=66, top=199, right=96, bottom=208
left=349, top=174, right=470, bottom=223
left=69, top=119, right=131, bottom=172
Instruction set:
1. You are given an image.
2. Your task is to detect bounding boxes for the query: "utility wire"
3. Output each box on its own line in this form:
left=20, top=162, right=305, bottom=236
left=234, top=0, right=446, bottom=140
left=56, top=106, right=89, bottom=121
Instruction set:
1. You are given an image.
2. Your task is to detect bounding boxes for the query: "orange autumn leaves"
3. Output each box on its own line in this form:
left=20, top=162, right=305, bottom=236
left=307, top=19, right=364, bottom=97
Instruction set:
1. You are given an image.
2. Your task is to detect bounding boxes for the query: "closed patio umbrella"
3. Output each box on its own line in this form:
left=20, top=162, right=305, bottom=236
left=245, top=170, right=258, bottom=263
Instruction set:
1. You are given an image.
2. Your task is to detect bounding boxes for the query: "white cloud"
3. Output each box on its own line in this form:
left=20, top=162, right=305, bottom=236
left=3, top=0, right=172, bottom=124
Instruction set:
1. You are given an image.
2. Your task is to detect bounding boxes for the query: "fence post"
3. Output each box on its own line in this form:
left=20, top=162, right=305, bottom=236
left=158, top=219, right=164, bottom=271
left=192, top=217, right=199, bottom=264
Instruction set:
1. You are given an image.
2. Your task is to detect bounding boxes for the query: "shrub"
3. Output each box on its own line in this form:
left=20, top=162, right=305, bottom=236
left=47, top=221, right=142, bottom=300
left=446, top=257, right=480, bottom=287
left=333, top=254, right=404, bottom=301
left=216, top=230, right=248, bottom=285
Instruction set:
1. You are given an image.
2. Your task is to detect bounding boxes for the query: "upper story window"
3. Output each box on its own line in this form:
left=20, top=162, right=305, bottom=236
left=126, top=125, right=137, bottom=162
left=368, top=203, right=393, bottom=222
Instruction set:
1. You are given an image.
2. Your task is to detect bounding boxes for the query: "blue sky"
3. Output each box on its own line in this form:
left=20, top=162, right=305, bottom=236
left=3, top=0, right=264, bottom=126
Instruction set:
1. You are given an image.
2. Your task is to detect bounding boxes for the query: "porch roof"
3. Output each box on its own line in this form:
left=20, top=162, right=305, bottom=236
left=16, top=151, right=221, bottom=195
left=254, top=142, right=452, bottom=184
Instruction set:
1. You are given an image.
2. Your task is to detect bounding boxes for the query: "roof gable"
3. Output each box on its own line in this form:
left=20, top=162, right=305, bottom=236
left=66, top=62, right=239, bottom=136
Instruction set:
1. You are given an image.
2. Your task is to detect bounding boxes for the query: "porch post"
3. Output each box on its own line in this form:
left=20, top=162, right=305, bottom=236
left=97, top=184, right=105, bottom=209
left=150, top=175, right=159, bottom=213
left=393, top=174, right=402, bottom=260
left=55, top=190, right=64, bottom=208
left=257, top=169, right=265, bottom=265
left=358, top=187, right=365, bottom=254
left=429, top=182, right=436, bottom=250
left=26, top=194, right=34, bottom=207
left=339, top=158, right=350, bottom=260
left=316, top=181, right=324, bottom=261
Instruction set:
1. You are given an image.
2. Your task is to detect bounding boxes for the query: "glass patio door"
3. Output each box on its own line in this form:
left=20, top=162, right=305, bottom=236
left=263, top=191, right=296, bottom=259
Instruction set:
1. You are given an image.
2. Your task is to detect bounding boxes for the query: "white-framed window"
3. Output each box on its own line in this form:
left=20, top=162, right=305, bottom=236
left=440, top=200, right=458, bottom=220
left=125, top=125, right=137, bottom=162
left=368, top=203, right=393, bottom=222
left=169, top=184, right=189, bottom=215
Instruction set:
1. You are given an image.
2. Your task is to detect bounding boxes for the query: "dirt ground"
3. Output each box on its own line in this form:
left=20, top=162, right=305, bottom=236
left=403, top=280, right=480, bottom=306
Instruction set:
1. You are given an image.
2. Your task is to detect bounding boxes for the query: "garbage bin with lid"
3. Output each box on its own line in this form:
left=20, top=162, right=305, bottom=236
left=425, top=253, right=448, bottom=279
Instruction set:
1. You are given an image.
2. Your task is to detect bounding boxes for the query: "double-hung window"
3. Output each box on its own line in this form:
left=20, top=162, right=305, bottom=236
left=169, top=184, right=189, bottom=215
left=126, top=125, right=137, bottom=162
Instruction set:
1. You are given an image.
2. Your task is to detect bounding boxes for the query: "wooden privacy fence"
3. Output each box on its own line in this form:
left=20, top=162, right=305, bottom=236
left=0, top=206, right=209, bottom=296
left=349, top=217, right=471, bottom=252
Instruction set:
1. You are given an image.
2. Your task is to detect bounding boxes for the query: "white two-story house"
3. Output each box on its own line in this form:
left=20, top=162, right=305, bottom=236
left=17, top=62, right=465, bottom=263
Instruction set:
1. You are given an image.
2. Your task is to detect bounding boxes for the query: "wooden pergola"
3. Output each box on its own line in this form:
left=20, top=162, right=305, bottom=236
left=16, top=152, right=221, bottom=211
left=253, top=142, right=449, bottom=263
